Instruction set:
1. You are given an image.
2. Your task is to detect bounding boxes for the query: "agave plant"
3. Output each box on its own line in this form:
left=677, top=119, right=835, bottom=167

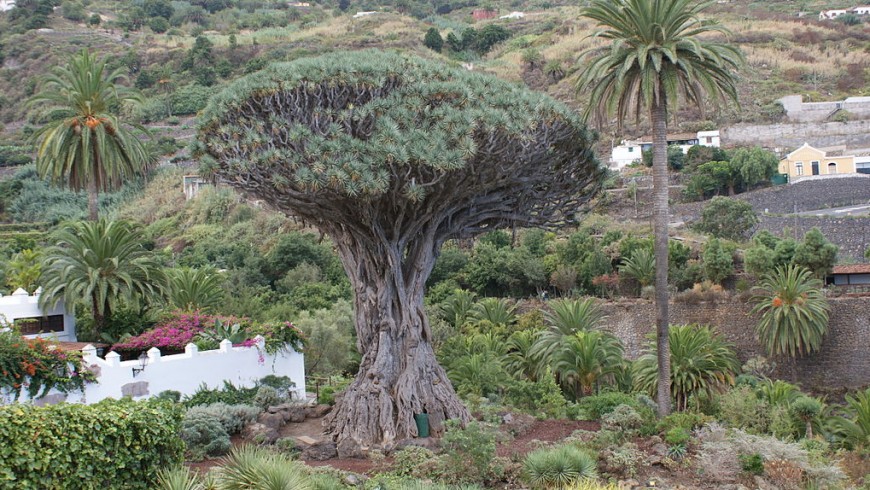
left=522, top=445, right=597, bottom=489
left=199, top=318, right=249, bottom=345
left=217, top=445, right=312, bottom=490
left=634, top=324, right=740, bottom=411
left=751, top=265, right=830, bottom=358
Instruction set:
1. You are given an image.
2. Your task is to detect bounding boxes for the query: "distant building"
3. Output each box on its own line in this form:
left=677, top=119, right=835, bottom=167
left=183, top=175, right=210, bottom=200
left=819, top=8, right=849, bottom=20
left=499, top=11, right=525, bottom=19
left=472, top=9, right=497, bottom=20
left=609, top=130, right=720, bottom=169
left=0, top=0, right=15, bottom=12
left=828, top=264, right=870, bottom=286
left=352, top=11, right=378, bottom=18
left=777, top=143, right=870, bottom=181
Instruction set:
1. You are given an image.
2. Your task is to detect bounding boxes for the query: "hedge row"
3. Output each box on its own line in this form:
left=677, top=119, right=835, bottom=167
left=0, top=399, right=184, bottom=489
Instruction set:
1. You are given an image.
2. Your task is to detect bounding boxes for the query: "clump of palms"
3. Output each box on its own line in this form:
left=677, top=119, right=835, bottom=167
left=578, top=0, right=743, bottom=416
left=29, top=49, right=152, bottom=221
left=634, top=324, right=740, bottom=411
left=166, top=267, right=225, bottom=313
left=469, top=297, right=517, bottom=331
left=39, top=219, right=166, bottom=336
left=751, top=265, right=830, bottom=358
left=619, top=248, right=654, bottom=289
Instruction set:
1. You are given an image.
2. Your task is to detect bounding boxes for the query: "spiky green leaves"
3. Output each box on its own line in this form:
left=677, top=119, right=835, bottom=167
left=751, top=265, right=830, bottom=358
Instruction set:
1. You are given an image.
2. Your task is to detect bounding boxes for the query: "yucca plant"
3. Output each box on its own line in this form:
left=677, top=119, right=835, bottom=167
left=217, top=445, right=312, bottom=490
left=522, top=445, right=598, bottom=489
left=751, top=265, right=830, bottom=358
left=634, top=324, right=740, bottom=411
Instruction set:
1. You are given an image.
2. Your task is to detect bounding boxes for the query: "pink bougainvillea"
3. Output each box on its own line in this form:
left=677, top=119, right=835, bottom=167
left=112, top=312, right=214, bottom=354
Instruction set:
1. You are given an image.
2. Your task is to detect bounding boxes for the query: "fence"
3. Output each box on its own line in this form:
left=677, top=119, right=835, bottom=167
left=2, top=337, right=306, bottom=405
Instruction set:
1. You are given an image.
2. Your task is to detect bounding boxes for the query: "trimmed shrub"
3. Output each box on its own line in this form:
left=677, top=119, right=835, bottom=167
left=522, top=445, right=598, bottom=489
left=601, top=404, right=644, bottom=432
left=181, top=410, right=231, bottom=460
left=0, top=399, right=183, bottom=489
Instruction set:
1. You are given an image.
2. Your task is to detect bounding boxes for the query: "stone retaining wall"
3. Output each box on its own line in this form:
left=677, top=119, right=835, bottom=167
left=598, top=297, right=870, bottom=391
left=722, top=120, right=870, bottom=149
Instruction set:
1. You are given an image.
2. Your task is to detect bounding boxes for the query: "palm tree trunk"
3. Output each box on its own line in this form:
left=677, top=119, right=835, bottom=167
left=651, top=95, right=672, bottom=417
left=87, top=178, right=99, bottom=221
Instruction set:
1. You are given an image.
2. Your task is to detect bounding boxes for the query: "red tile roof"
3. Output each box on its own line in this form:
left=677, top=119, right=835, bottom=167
left=832, top=264, right=870, bottom=274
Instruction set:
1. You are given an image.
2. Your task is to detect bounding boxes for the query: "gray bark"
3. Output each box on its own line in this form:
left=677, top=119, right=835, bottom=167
left=651, top=95, right=672, bottom=417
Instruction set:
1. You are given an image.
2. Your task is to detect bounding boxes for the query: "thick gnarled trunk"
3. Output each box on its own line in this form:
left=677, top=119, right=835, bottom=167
left=651, top=96, right=672, bottom=417
left=323, top=231, right=470, bottom=453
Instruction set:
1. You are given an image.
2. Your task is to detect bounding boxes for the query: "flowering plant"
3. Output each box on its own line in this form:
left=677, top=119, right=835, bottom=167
left=252, top=321, right=307, bottom=354
left=0, top=331, right=97, bottom=399
left=112, top=312, right=240, bottom=355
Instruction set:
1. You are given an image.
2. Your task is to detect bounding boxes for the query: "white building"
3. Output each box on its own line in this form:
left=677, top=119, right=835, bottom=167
left=0, top=0, right=15, bottom=12
left=0, top=289, right=77, bottom=342
left=499, top=11, right=525, bottom=19
left=819, top=9, right=849, bottom=20
left=610, top=130, right=720, bottom=170
left=854, top=5, right=870, bottom=15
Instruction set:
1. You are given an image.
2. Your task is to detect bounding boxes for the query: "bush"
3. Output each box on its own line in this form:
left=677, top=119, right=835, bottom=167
left=656, top=412, right=712, bottom=434
left=181, top=410, right=231, bottom=460
left=601, top=404, right=644, bottom=433
left=577, top=392, right=638, bottom=419
left=694, top=197, right=758, bottom=241
left=253, top=385, right=283, bottom=409
left=739, top=453, right=764, bottom=475
left=522, top=445, right=598, bottom=489
left=182, top=381, right=259, bottom=407
left=439, top=420, right=500, bottom=484
left=185, top=402, right=260, bottom=435
left=0, top=399, right=183, bottom=489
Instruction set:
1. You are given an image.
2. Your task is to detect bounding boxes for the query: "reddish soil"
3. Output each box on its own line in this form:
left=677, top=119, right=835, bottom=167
left=496, top=419, right=600, bottom=459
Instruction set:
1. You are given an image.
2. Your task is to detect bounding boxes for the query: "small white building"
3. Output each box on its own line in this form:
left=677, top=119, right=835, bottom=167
left=610, top=130, right=720, bottom=170
left=819, top=9, right=849, bottom=20
left=352, top=11, right=378, bottom=18
left=854, top=5, right=870, bottom=15
left=499, top=11, right=525, bottom=19
left=0, top=0, right=15, bottom=12
left=0, top=289, right=77, bottom=342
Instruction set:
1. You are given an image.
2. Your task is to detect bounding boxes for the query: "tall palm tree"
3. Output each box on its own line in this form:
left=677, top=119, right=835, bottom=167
left=29, top=49, right=152, bottom=221
left=751, top=265, right=830, bottom=358
left=577, top=0, right=743, bottom=416
left=166, top=267, right=226, bottom=313
left=39, top=219, right=166, bottom=337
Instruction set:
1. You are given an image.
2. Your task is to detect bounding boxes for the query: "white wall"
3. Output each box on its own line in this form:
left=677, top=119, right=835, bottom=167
left=610, top=130, right=720, bottom=170
left=0, top=289, right=76, bottom=342
left=2, top=337, right=306, bottom=405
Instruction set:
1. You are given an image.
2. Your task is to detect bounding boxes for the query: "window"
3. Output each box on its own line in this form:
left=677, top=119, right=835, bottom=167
left=828, top=162, right=837, bottom=174
left=628, top=147, right=634, bottom=153
left=795, top=162, right=803, bottom=175
left=15, top=315, right=65, bottom=335
left=705, top=136, right=713, bottom=144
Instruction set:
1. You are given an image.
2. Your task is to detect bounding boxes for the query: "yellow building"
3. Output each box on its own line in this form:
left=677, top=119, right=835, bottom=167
left=778, top=143, right=858, bottom=179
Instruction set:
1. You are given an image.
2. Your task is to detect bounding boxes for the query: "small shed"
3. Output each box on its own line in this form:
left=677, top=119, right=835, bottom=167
left=828, top=264, right=870, bottom=286
left=0, top=289, right=77, bottom=341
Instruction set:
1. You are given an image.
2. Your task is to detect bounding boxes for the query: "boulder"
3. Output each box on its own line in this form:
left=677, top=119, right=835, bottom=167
left=243, top=423, right=279, bottom=444
left=258, top=412, right=285, bottom=431
left=337, top=438, right=365, bottom=459
left=304, top=404, right=332, bottom=419
left=301, top=441, right=338, bottom=461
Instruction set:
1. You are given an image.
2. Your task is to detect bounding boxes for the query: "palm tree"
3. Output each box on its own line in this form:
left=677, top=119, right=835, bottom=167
left=166, top=267, right=226, bottom=313
left=29, top=49, right=152, bottom=221
left=531, top=297, right=605, bottom=366
left=551, top=330, right=625, bottom=398
left=577, top=0, right=743, bottom=416
left=634, top=324, right=739, bottom=411
left=619, top=248, right=655, bottom=290
left=2, top=249, right=42, bottom=293
left=469, top=297, right=517, bottom=331
left=751, top=265, right=830, bottom=358
left=830, top=388, right=870, bottom=450
left=39, top=219, right=166, bottom=337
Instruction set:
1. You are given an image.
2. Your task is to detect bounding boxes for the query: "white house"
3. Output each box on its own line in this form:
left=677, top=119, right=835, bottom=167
left=499, top=11, right=525, bottom=19
left=854, top=5, right=870, bottom=15
left=610, top=130, right=720, bottom=170
left=819, top=9, right=849, bottom=20
left=0, top=289, right=77, bottom=342
left=0, top=0, right=15, bottom=12
left=352, top=11, right=378, bottom=18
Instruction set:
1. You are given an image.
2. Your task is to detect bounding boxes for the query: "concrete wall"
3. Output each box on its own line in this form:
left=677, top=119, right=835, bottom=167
left=722, top=120, right=870, bottom=149
left=598, top=297, right=870, bottom=391
left=2, top=337, right=306, bottom=405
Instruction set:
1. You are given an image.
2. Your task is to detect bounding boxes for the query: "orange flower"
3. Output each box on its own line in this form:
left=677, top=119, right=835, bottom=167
left=771, top=297, right=783, bottom=308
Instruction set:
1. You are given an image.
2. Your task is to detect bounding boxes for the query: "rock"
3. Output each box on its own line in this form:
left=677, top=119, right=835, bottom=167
left=337, top=438, right=365, bottom=459
left=258, top=412, right=284, bottom=431
left=617, top=479, right=639, bottom=489
left=754, top=475, right=778, bottom=490
left=243, top=423, right=279, bottom=444
left=301, top=441, right=338, bottom=461
left=305, top=404, right=332, bottom=419
left=285, top=405, right=307, bottom=423
left=501, top=412, right=513, bottom=424
left=343, top=474, right=365, bottom=486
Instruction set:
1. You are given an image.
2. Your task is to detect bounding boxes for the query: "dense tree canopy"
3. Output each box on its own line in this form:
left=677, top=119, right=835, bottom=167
left=196, top=50, right=604, bottom=450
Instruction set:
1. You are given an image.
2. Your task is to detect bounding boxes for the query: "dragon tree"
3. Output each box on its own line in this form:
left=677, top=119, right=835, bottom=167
left=195, top=51, right=604, bottom=452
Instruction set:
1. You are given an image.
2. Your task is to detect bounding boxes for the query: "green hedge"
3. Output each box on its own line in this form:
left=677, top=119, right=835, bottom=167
left=0, top=399, right=184, bottom=489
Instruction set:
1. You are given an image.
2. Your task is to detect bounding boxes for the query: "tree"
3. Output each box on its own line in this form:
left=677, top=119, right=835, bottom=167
left=29, top=49, right=151, bottom=221
left=148, top=16, right=170, bottom=33
left=634, top=324, right=739, bottom=411
left=166, top=267, right=225, bottom=312
left=195, top=51, right=604, bottom=450
left=551, top=330, right=625, bottom=398
left=751, top=265, right=830, bottom=358
left=423, top=27, right=443, bottom=52
left=695, top=196, right=758, bottom=241
left=39, top=220, right=166, bottom=337
left=702, top=238, right=733, bottom=284
left=619, top=248, right=655, bottom=290
left=578, top=0, right=742, bottom=416
left=338, top=0, right=350, bottom=11
left=792, top=228, right=838, bottom=279
left=731, top=146, right=778, bottom=190
left=2, top=249, right=42, bottom=293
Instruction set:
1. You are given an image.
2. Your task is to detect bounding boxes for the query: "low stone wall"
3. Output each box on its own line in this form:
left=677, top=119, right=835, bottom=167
left=597, top=297, right=870, bottom=391
left=722, top=120, right=870, bottom=149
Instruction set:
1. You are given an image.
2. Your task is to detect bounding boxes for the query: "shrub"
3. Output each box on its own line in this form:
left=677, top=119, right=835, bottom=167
left=694, top=197, right=758, bottom=241
left=665, top=427, right=691, bottom=446
left=185, top=403, right=260, bottom=435
left=182, top=381, right=259, bottom=407
left=253, top=385, right=283, bottom=409
left=393, top=446, right=437, bottom=478
left=218, top=446, right=312, bottom=488
left=601, top=404, right=644, bottom=433
left=0, top=331, right=96, bottom=398
left=717, top=385, right=772, bottom=434
left=181, top=410, right=231, bottom=460
left=439, top=420, right=500, bottom=484
left=739, top=453, right=764, bottom=475
left=656, top=412, right=713, bottom=435
left=577, top=392, right=638, bottom=419
left=522, top=445, right=598, bottom=489
left=599, top=442, right=643, bottom=478
left=0, top=399, right=183, bottom=489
